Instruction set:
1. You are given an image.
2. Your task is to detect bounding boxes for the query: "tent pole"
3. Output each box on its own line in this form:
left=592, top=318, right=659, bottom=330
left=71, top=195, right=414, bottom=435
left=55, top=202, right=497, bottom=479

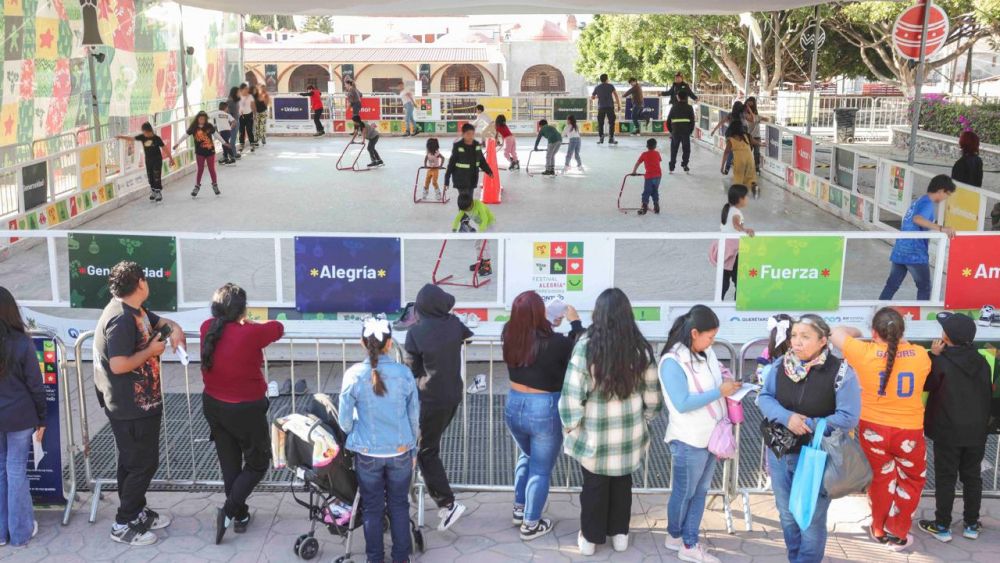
left=907, top=0, right=933, bottom=166
left=805, top=5, right=820, bottom=136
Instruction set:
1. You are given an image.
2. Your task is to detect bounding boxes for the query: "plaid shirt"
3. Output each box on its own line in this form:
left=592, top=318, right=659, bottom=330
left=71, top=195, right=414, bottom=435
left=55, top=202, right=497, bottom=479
left=558, top=338, right=663, bottom=476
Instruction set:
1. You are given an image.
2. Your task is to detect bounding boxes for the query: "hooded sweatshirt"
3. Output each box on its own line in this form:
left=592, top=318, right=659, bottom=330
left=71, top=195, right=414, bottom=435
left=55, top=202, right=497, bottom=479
left=403, top=284, right=474, bottom=407
left=923, top=345, right=992, bottom=447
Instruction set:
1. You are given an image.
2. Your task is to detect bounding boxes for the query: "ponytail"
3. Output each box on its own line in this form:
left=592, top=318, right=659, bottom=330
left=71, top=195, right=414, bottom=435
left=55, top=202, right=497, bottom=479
left=720, top=204, right=731, bottom=226
left=871, top=307, right=905, bottom=396
left=201, top=283, right=247, bottom=371
left=722, top=184, right=749, bottom=225
left=361, top=318, right=392, bottom=397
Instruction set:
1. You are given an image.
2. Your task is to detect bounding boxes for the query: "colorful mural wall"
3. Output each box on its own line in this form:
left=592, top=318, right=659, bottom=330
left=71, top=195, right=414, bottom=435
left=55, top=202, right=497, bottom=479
left=0, top=0, right=240, bottom=148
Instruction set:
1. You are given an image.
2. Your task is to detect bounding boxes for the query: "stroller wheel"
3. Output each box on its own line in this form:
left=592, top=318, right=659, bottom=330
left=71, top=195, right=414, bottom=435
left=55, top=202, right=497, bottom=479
left=334, top=558, right=354, bottom=563
left=295, top=534, right=320, bottom=560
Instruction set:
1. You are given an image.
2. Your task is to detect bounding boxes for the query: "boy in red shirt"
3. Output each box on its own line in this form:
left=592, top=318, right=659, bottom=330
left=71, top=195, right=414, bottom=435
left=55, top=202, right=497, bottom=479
left=631, top=138, right=663, bottom=215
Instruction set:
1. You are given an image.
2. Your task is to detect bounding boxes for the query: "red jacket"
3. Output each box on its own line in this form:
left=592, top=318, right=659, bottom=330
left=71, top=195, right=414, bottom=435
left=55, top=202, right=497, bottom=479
left=299, top=89, right=323, bottom=111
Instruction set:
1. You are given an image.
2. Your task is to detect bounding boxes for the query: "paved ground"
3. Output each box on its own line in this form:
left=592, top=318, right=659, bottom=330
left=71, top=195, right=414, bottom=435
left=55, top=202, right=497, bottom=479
left=1, top=135, right=924, bottom=309
left=4, top=489, right=999, bottom=562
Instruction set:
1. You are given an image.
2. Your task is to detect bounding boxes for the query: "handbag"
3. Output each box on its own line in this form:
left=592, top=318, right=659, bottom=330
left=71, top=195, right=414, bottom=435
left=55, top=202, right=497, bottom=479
left=789, top=419, right=829, bottom=530
left=821, top=428, right=872, bottom=499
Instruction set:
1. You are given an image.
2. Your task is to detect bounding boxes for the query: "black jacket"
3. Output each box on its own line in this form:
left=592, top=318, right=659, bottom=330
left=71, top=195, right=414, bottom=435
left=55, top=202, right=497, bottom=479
left=0, top=330, right=47, bottom=433
left=924, top=345, right=992, bottom=446
left=403, top=284, right=474, bottom=407
left=444, top=139, right=492, bottom=190
left=666, top=102, right=696, bottom=137
left=951, top=154, right=983, bottom=187
left=662, top=82, right=698, bottom=105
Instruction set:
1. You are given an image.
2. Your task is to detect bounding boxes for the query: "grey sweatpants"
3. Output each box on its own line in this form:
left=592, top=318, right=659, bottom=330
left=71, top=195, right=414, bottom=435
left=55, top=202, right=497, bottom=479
left=545, top=142, right=562, bottom=170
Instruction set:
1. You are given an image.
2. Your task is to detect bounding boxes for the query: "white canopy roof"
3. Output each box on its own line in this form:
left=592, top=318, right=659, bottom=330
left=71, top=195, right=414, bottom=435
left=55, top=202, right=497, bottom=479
left=178, top=0, right=829, bottom=17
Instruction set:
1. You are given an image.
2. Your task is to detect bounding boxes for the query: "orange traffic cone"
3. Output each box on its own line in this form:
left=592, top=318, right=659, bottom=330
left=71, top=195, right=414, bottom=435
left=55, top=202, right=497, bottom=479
left=481, top=137, right=502, bottom=204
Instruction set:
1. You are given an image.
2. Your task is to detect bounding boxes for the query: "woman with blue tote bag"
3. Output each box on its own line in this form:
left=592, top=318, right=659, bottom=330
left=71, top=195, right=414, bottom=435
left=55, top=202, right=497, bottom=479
left=757, top=315, right=861, bottom=563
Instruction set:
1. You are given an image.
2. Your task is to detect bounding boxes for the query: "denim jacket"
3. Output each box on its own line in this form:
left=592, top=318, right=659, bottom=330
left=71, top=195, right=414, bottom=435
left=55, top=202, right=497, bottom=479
left=339, top=355, right=420, bottom=456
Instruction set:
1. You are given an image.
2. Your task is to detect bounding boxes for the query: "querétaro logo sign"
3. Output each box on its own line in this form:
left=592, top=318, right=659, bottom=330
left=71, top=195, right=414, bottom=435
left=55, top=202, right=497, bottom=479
left=68, top=233, right=178, bottom=310
left=294, top=237, right=401, bottom=313
left=737, top=236, right=846, bottom=311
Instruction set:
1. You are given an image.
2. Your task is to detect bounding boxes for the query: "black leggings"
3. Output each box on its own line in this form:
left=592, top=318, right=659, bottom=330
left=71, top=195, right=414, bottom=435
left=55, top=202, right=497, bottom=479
left=366, top=136, right=381, bottom=162
left=722, top=254, right=739, bottom=299
left=203, top=394, right=271, bottom=519
left=239, top=114, right=255, bottom=145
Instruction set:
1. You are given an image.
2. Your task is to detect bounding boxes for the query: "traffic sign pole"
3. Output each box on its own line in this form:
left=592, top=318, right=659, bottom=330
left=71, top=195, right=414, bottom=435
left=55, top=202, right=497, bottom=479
left=908, top=0, right=933, bottom=166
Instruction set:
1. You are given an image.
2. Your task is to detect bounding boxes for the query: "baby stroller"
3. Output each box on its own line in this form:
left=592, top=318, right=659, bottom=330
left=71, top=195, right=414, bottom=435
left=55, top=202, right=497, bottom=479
left=272, top=393, right=425, bottom=562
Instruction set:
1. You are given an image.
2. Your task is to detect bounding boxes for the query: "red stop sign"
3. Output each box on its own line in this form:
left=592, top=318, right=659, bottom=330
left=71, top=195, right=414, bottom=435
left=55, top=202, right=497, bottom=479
left=893, top=2, right=950, bottom=61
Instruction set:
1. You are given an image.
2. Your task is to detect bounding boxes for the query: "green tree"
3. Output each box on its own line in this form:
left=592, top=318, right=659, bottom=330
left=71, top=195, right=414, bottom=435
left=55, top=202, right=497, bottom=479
left=827, top=0, right=992, bottom=92
left=302, top=16, right=334, bottom=34
left=244, top=15, right=297, bottom=34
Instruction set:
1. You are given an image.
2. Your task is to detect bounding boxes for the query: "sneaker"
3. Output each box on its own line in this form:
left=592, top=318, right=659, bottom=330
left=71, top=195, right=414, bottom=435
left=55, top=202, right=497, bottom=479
left=611, top=533, right=629, bottom=552
left=434, top=188, right=442, bottom=200
left=867, top=524, right=889, bottom=545
left=139, top=507, right=171, bottom=530
left=293, top=379, right=309, bottom=396
left=153, top=191, right=162, bottom=203
left=110, top=520, right=157, bottom=546
left=963, top=521, right=982, bottom=540
left=519, top=518, right=553, bottom=541
left=683, top=166, right=690, bottom=173
left=478, top=260, right=493, bottom=276
left=212, top=183, right=221, bottom=196
left=679, top=543, right=721, bottom=563
left=664, top=535, right=683, bottom=551
left=542, top=169, right=555, bottom=176
left=367, top=161, right=378, bottom=167
left=886, top=533, right=914, bottom=552
left=467, top=374, right=487, bottom=394
left=597, top=137, right=605, bottom=145
left=279, top=379, right=292, bottom=396
left=669, top=168, right=675, bottom=174
left=654, top=202, right=661, bottom=215
left=234, top=513, right=251, bottom=534
left=918, top=520, right=952, bottom=542
left=512, top=506, right=524, bottom=526
left=266, top=380, right=279, bottom=398
left=577, top=533, right=596, bottom=556
left=148, top=192, right=156, bottom=201
left=978, top=306, right=995, bottom=326
left=469, top=262, right=480, bottom=272
left=215, top=507, right=229, bottom=545
left=422, top=188, right=429, bottom=200
left=637, top=205, right=648, bottom=216
left=191, top=185, right=200, bottom=198
left=437, top=502, right=466, bottom=531
left=609, top=139, right=618, bottom=145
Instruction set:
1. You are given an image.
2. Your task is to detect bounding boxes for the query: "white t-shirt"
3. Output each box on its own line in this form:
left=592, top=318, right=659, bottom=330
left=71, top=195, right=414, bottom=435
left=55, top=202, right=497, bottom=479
left=209, top=110, right=235, bottom=132
left=238, top=94, right=253, bottom=115
left=721, top=207, right=743, bottom=233
left=563, top=125, right=581, bottom=140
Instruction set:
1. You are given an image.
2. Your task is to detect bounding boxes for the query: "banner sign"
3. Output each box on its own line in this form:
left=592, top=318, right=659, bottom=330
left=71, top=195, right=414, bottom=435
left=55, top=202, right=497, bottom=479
left=264, top=64, right=279, bottom=92
left=625, top=97, right=660, bottom=121
left=505, top=238, right=614, bottom=309
left=294, top=237, right=401, bottom=313
left=28, top=337, right=65, bottom=505
left=79, top=146, right=102, bottom=191
left=553, top=98, right=588, bottom=121
left=68, top=233, right=178, bottom=310
left=945, top=235, right=1000, bottom=309
left=341, top=64, right=355, bottom=89
left=736, top=236, right=846, bottom=311
left=22, top=161, right=48, bottom=211
left=419, top=64, right=431, bottom=94
left=833, top=148, right=857, bottom=191
left=876, top=162, right=913, bottom=216
left=699, top=104, right=710, bottom=130
left=479, top=97, right=513, bottom=120
left=765, top=125, right=780, bottom=160
left=346, top=98, right=381, bottom=121
left=792, top=134, right=814, bottom=174
left=274, top=97, right=310, bottom=121
left=944, top=186, right=982, bottom=231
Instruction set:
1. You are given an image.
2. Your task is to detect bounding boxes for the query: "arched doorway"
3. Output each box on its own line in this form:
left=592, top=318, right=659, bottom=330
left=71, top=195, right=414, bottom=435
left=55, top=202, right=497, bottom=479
left=520, top=64, right=566, bottom=93
left=288, top=64, right=331, bottom=92
left=440, top=64, right=485, bottom=93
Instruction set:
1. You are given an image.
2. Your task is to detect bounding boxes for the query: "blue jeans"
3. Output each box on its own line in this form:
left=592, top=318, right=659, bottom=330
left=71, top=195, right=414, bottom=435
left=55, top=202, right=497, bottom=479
left=564, top=137, right=582, bottom=166
left=220, top=130, right=235, bottom=160
left=403, top=102, right=417, bottom=133
left=768, top=449, right=832, bottom=563
left=878, top=261, right=931, bottom=300
left=0, top=428, right=34, bottom=546
left=642, top=177, right=661, bottom=205
left=356, top=451, right=413, bottom=563
left=667, top=441, right=717, bottom=547
left=504, top=390, right=563, bottom=524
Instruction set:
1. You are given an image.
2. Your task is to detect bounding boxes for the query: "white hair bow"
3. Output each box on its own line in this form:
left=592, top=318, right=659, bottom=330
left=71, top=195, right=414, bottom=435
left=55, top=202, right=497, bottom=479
left=362, top=317, right=391, bottom=339
left=767, top=316, right=791, bottom=348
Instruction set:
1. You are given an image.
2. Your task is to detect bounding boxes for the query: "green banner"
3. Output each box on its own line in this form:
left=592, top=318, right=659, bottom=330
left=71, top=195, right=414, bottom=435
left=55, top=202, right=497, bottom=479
left=68, top=234, right=178, bottom=310
left=736, top=236, right=845, bottom=311
left=553, top=98, right=588, bottom=121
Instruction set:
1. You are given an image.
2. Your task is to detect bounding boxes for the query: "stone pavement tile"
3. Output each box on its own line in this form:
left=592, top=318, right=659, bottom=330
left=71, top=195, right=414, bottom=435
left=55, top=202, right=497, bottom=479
left=418, top=544, right=462, bottom=562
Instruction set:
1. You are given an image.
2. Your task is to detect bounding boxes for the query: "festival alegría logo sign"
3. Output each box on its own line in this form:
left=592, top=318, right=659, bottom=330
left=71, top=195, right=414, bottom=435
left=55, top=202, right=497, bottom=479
left=736, top=236, right=846, bottom=311
left=944, top=235, right=1000, bottom=309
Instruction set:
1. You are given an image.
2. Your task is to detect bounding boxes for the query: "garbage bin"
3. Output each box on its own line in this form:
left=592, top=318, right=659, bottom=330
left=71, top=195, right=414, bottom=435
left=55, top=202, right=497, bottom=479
left=833, top=108, right=860, bottom=143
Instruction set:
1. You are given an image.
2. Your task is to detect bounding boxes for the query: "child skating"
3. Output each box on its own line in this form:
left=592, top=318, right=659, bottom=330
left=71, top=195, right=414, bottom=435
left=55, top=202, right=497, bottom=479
left=173, top=111, right=231, bottom=198
left=209, top=101, right=237, bottom=165
left=630, top=139, right=662, bottom=215
left=533, top=119, right=562, bottom=176
left=563, top=115, right=582, bottom=171
left=495, top=114, right=519, bottom=170
left=116, top=122, right=174, bottom=203
left=444, top=124, right=494, bottom=197
left=351, top=115, right=383, bottom=168
left=423, top=138, right=445, bottom=200
left=451, top=191, right=496, bottom=276
left=719, top=184, right=755, bottom=299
